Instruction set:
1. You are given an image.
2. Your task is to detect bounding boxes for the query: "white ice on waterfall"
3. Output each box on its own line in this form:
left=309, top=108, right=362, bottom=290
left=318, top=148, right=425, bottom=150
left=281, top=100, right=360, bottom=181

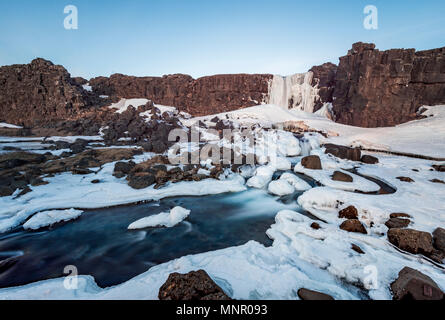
left=267, top=72, right=320, bottom=112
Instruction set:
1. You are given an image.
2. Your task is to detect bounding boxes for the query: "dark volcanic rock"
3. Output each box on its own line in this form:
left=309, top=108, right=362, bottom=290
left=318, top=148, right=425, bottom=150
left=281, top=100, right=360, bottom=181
left=433, top=228, right=445, bottom=253
left=338, top=206, right=358, bottom=219
left=90, top=73, right=273, bottom=116
left=113, top=161, right=135, bottom=176
left=324, top=143, right=361, bottom=161
left=340, top=219, right=367, bottom=234
left=361, top=155, right=379, bottom=164
left=432, top=164, right=445, bottom=172
left=396, top=176, right=415, bottom=183
left=310, top=222, right=321, bottom=230
left=0, top=58, right=100, bottom=127
left=309, top=63, right=338, bottom=112
left=390, top=213, right=411, bottom=219
left=158, top=270, right=231, bottom=300
left=297, top=288, right=334, bottom=301
left=333, top=42, right=445, bottom=127
left=127, top=173, right=156, bottom=190
left=385, top=218, right=411, bottom=229
left=332, top=171, right=353, bottom=182
left=351, top=244, right=365, bottom=254
left=301, top=155, right=322, bottom=170
left=387, top=228, right=434, bottom=256
left=391, top=267, right=444, bottom=300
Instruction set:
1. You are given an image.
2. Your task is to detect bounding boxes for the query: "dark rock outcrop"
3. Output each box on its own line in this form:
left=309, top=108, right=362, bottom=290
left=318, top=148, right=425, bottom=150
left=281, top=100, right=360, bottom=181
left=339, top=206, right=358, bottom=219
left=301, top=155, right=322, bottom=170
left=391, top=267, right=444, bottom=300
left=158, top=270, right=231, bottom=300
left=340, top=219, right=367, bottom=234
left=90, top=73, right=272, bottom=116
left=0, top=58, right=102, bottom=127
left=332, top=42, right=445, bottom=127
left=385, top=218, right=411, bottom=229
left=324, top=143, right=361, bottom=161
left=297, top=288, right=334, bottom=300
left=433, top=228, right=445, bottom=253
left=387, top=228, right=434, bottom=256
left=361, top=155, right=379, bottom=164
left=332, top=171, right=353, bottom=182
left=309, top=63, right=338, bottom=112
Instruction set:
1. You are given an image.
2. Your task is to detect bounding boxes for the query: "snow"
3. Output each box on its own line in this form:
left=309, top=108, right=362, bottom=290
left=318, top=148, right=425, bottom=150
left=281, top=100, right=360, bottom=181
left=23, top=209, right=83, bottom=231
left=109, top=98, right=149, bottom=114
left=1, top=101, right=445, bottom=300
left=186, top=104, right=445, bottom=158
left=279, top=173, right=311, bottom=191
left=0, top=123, right=23, bottom=129
left=267, top=180, right=295, bottom=196
left=128, top=206, right=191, bottom=229
left=82, top=84, right=92, bottom=92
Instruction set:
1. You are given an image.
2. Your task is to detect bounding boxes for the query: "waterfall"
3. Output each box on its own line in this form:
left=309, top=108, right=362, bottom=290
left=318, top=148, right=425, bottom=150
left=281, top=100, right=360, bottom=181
left=267, top=72, right=320, bottom=112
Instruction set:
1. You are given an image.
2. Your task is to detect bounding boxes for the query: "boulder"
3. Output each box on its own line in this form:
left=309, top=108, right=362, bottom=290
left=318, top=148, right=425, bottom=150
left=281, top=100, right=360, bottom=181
left=361, top=155, right=379, bottom=164
left=387, top=228, right=434, bottom=256
left=396, top=176, right=415, bottom=183
left=113, top=161, right=135, bottom=176
left=391, top=267, right=444, bottom=300
left=432, top=228, right=445, bottom=253
left=385, top=218, right=411, bottom=229
left=340, top=219, right=367, bottom=234
left=432, top=164, right=445, bottom=172
left=390, top=213, right=411, bottom=219
left=301, top=155, right=322, bottom=170
left=332, top=171, right=353, bottom=182
left=158, top=270, right=231, bottom=300
left=351, top=244, right=365, bottom=254
left=338, top=206, right=358, bottom=219
left=297, top=288, right=334, bottom=300
left=430, top=179, right=445, bottom=184
left=310, top=222, right=321, bottom=230
left=127, top=173, right=156, bottom=189
left=324, top=144, right=361, bottom=161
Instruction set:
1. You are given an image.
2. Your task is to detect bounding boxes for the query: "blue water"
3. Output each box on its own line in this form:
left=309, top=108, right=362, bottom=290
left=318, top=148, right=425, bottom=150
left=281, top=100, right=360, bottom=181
left=0, top=189, right=302, bottom=289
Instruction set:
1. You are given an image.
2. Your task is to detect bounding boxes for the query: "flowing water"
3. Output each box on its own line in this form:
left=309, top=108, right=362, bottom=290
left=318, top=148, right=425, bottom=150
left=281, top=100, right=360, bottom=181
left=0, top=189, right=302, bottom=289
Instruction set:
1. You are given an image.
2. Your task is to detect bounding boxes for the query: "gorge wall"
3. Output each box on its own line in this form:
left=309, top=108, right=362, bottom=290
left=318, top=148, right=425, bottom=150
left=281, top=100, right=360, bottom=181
left=0, top=58, right=102, bottom=127
left=1, top=42, right=444, bottom=129
left=331, top=42, right=445, bottom=127
left=89, top=73, right=273, bottom=116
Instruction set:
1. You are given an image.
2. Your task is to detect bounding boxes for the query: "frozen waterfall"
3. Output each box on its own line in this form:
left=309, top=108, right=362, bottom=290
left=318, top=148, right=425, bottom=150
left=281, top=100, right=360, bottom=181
left=267, top=72, right=320, bottom=112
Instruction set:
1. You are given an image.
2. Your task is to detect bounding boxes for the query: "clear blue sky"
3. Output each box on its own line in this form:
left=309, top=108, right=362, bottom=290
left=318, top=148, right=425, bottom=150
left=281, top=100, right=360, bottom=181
left=1, top=0, right=444, bottom=79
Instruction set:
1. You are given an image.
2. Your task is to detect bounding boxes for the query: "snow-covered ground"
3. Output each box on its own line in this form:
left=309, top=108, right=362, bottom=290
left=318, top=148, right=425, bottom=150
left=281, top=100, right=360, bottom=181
left=0, top=102, right=444, bottom=300
left=185, top=104, right=445, bottom=159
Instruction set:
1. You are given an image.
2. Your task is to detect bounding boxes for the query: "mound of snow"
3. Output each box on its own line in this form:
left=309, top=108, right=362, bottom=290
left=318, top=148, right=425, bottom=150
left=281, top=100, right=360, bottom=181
left=246, top=165, right=275, bottom=189
left=109, top=98, right=149, bottom=114
left=268, top=180, right=295, bottom=196
left=128, top=206, right=191, bottom=229
left=279, top=173, right=311, bottom=191
left=23, top=209, right=83, bottom=230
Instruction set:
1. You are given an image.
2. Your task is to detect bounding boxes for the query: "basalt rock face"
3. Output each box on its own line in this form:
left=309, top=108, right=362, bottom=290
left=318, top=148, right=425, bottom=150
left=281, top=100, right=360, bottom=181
left=0, top=58, right=101, bottom=127
left=332, top=42, right=445, bottom=127
left=89, top=73, right=273, bottom=116
left=309, top=63, right=337, bottom=112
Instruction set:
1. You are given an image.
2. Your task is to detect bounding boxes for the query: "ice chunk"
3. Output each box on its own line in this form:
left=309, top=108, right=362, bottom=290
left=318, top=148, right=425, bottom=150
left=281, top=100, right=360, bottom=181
left=23, top=209, right=83, bottom=230
left=128, top=206, right=191, bottom=229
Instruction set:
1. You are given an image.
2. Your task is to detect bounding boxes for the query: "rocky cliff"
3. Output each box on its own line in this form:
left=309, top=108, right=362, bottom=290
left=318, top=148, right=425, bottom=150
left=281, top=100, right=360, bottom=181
left=0, top=59, right=102, bottom=127
left=89, top=73, right=273, bottom=116
left=332, top=42, right=445, bottom=127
